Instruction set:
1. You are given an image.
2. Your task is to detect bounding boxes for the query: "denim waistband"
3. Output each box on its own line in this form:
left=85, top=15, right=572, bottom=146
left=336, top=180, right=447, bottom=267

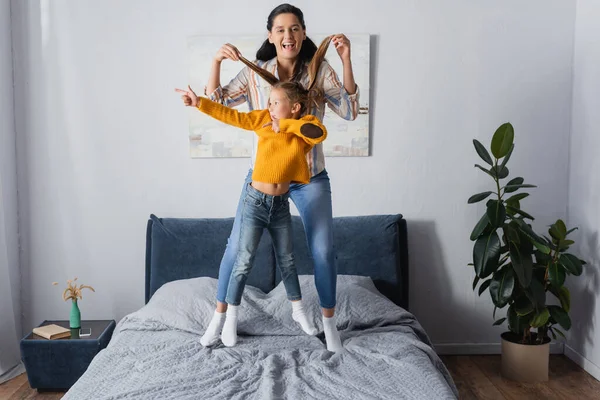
left=245, top=183, right=289, bottom=203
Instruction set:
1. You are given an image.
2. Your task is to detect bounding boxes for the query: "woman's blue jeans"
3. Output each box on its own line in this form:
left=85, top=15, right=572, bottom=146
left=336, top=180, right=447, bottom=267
left=217, top=169, right=336, bottom=309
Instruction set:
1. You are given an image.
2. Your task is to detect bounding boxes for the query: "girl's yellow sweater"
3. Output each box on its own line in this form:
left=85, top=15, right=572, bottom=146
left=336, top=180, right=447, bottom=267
left=197, top=97, right=327, bottom=184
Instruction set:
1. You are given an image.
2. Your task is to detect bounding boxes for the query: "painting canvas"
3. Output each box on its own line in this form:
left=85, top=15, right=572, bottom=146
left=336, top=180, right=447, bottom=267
left=186, top=34, right=370, bottom=158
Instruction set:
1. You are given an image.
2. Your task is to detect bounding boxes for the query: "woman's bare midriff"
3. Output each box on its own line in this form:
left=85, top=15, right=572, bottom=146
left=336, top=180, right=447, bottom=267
left=251, top=181, right=291, bottom=196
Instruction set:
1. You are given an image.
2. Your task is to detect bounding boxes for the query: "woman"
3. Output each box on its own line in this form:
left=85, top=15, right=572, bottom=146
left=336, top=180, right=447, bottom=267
left=203, top=3, right=359, bottom=352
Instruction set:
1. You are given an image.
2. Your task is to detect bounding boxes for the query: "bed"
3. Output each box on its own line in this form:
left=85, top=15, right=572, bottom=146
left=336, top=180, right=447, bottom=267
left=62, top=213, right=458, bottom=399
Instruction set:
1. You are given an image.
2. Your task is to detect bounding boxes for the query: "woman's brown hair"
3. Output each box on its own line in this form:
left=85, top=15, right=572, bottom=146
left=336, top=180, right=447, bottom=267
left=237, top=36, right=333, bottom=113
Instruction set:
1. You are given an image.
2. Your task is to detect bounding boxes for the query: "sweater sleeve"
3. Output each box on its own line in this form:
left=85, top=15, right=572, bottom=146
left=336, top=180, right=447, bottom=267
left=197, top=97, right=268, bottom=131
left=278, top=115, right=327, bottom=145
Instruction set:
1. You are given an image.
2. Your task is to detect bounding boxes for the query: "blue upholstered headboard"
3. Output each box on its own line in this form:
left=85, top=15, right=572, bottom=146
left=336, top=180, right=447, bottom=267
left=145, top=214, right=409, bottom=310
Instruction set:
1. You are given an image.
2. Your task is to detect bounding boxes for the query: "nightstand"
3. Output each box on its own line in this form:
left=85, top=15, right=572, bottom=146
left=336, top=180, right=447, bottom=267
left=20, top=319, right=116, bottom=391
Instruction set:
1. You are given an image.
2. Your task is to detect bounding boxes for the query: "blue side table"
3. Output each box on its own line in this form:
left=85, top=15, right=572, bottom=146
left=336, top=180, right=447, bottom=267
left=20, top=319, right=116, bottom=391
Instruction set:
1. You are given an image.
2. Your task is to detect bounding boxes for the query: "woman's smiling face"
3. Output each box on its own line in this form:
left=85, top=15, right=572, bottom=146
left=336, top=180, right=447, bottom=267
left=268, top=13, right=306, bottom=61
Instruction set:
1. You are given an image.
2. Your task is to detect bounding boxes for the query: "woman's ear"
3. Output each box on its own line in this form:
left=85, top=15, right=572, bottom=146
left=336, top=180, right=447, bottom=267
left=268, top=31, right=273, bottom=44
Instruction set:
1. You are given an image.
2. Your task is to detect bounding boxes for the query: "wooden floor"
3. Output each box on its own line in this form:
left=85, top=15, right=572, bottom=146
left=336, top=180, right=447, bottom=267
left=441, top=355, right=600, bottom=399
left=0, top=373, right=64, bottom=400
left=1, top=355, right=598, bottom=399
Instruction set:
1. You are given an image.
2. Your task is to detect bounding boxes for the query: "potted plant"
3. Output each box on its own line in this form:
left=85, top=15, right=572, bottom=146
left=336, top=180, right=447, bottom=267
left=468, top=122, right=586, bottom=382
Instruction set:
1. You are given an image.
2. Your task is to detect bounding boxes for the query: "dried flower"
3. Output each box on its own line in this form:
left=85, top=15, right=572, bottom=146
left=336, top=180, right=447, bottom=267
left=54, top=277, right=95, bottom=301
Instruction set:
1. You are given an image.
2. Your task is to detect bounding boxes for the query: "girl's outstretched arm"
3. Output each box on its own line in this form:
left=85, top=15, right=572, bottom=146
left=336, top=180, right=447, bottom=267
left=175, top=86, right=268, bottom=131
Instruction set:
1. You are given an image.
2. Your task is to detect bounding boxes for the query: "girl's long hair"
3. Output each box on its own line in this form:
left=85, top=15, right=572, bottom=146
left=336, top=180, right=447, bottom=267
left=238, top=35, right=333, bottom=111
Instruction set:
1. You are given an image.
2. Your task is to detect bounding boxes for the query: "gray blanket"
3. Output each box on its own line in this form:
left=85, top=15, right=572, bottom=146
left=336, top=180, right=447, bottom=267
left=63, top=276, right=458, bottom=399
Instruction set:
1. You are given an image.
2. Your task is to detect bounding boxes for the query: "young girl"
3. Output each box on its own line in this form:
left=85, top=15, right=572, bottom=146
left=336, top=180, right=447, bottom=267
left=176, top=40, right=332, bottom=346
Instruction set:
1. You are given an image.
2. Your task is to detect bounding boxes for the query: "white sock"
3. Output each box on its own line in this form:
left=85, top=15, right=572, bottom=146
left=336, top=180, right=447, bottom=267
left=221, top=305, right=239, bottom=347
left=323, top=315, right=343, bottom=352
left=291, top=300, right=317, bottom=335
left=200, top=310, right=225, bottom=347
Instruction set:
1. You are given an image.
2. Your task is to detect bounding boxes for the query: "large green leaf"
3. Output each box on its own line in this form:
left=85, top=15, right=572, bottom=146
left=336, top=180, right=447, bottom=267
left=533, top=239, right=552, bottom=255
left=489, top=265, right=515, bottom=308
left=508, top=304, right=530, bottom=335
left=559, top=286, right=571, bottom=312
left=505, top=223, right=521, bottom=245
left=473, top=139, right=493, bottom=166
left=474, top=232, right=502, bottom=278
left=478, top=279, right=492, bottom=296
left=556, top=220, right=567, bottom=237
left=550, top=285, right=571, bottom=312
left=499, top=144, right=514, bottom=170
left=530, top=308, right=550, bottom=328
left=470, top=213, right=491, bottom=241
left=505, top=206, right=534, bottom=220
left=514, top=295, right=534, bottom=316
left=491, top=123, right=515, bottom=159
left=560, top=253, right=583, bottom=276
left=486, top=200, right=506, bottom=228
left=548, top=261, right=566, bottom=288
left=491, top=165, right=509, bottom=179
left=516, top=221, right=551, bottom=255
left=549, top=220, right=568, bottom=241
left=504, top=184, right=537, bottom=192
left=505, top=200, right=521, bottom=216
left=558, top=239, right=575, bottom=251
left=509, top=242, right=533, bottom=287
left=503, top=177, right=524, bottom=193
left=548, top=306, right=571, bottom=330
left=506, top=193, right=529, bottom=202
left=493, top=317, right=507, bottom=326
left=505, top=177, right=524, bottom=186
left=468, top=191, right=493, bottom=204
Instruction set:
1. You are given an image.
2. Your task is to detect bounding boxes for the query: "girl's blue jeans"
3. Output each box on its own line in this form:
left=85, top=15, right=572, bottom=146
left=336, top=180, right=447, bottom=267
left=217, top=169, right=336, bottom=309
left=225, top=182, right=301, bottom=306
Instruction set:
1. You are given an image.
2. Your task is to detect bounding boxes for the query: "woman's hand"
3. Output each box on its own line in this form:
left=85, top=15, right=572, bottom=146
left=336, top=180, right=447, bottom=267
left=174, top=85, right=198, bottom=107
left=214, top=43, right=241, bottom=63
left=332, top=34, right=351, bottom=63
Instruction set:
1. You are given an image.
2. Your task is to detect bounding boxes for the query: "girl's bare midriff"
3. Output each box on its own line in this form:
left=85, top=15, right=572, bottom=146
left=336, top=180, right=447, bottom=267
left=252, top=181, right=291, bottom=196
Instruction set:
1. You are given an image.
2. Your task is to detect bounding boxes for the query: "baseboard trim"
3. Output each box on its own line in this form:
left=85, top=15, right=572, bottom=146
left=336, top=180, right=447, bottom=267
left=564, top=345, right=600, bottom=382
left=0, top=362, right=25, bottom=385
left=434, top=342, right=564, bottom=355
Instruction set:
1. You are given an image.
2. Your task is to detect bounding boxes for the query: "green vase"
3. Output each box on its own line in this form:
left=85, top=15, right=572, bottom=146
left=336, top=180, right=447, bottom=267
left=70, top=299, right=81, bottom=329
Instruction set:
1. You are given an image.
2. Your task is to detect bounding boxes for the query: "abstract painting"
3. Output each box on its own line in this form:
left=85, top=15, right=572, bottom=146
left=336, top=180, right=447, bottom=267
left=186, top=34, right=370, bottom=158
